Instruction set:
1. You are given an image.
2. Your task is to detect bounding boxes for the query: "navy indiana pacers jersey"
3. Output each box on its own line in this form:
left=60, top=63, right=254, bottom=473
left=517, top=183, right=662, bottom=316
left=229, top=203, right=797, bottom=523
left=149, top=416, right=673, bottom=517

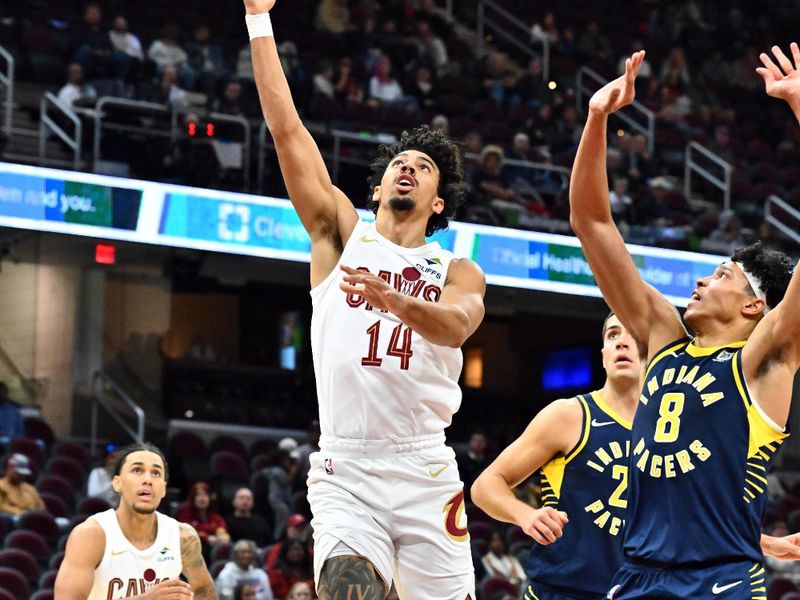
left=525, top=391, right=631, bottom=599
left=624, top=338, right=788, bottom=566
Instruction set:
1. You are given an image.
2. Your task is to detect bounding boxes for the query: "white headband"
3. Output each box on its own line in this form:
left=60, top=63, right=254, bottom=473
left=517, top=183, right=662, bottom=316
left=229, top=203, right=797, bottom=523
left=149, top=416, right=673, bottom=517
left=733, top=261, right=770, bottom=315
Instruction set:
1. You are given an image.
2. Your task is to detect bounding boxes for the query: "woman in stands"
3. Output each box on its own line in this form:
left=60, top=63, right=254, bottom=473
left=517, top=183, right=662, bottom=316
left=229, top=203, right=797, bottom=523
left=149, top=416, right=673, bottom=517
left=176, top=481, right=230, bottom=556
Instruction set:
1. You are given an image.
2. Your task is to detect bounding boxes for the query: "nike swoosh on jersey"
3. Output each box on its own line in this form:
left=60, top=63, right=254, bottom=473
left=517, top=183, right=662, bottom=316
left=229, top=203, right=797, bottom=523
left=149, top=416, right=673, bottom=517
left=360, top=235, right=377, bottom=243
left=111, top=549, right=128, bottom=556
left=712, top=580, right=742, bottom=594
left=428, top=465, right=447, bottom=478
left=591, top=419, right=615, bottom=427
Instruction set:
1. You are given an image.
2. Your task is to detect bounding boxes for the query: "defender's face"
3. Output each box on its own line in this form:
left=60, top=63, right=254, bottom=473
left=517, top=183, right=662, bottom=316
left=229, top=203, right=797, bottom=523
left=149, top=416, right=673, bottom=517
left=113, top=451, right=167, bottom=514
left=601, top=315, right=641, bottom=382
left=374, top=150, right=444, bottom=218
left=684, top=262, right=760, bottom=328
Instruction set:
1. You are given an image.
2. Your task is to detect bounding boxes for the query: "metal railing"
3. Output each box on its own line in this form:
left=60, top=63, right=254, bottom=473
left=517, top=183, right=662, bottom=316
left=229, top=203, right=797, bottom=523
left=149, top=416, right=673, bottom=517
left=0, top=338, right=43, bottom=406
left=684, top=141, right=732, bottom=211
left=40, top=92, right=82, bottom=170
left=210, top=112, right=252, bottom=192
left=576, top=67, right=655, bottom=154
left=91, top=371, right=145, bottom=457
left=0, top=45, right=13, bottom=138
left=766, top=195, right=800, bottom=246
left=477, top=0, right=550, bottom=80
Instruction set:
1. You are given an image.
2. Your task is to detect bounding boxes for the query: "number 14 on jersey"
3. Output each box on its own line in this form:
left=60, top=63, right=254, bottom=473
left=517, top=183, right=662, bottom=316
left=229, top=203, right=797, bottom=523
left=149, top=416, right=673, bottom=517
left=361, top=320, right=414, bottom=370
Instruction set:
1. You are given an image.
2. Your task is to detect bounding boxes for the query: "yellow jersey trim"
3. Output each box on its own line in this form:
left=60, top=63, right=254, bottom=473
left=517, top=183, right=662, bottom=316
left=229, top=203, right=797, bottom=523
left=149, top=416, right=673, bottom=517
left=644, top=339, right=690, bottom=379
left=590, top=390, right=632, bottom=430
left=541, top=395, right=591, bottom=501
left=565, top=395, right=592, bottom=464
left=684, top=339, right=746, bottom=357
left=541, top=458, right=566, bottom=502
left=747, top=402, right=788, bottom=458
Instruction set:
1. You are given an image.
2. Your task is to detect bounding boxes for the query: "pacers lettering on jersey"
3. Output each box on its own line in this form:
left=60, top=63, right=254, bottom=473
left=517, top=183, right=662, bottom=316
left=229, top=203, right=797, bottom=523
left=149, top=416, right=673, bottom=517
left=345, top=266, right=442, bottom=311
left=634, top=364, right=721, bottom=479
left=583, top=440, right=630, bottom=536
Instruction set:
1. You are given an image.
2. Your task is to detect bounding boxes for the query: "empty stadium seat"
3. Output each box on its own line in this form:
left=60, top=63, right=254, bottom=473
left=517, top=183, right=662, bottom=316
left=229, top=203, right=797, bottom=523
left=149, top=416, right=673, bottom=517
left=0, top=548, right=40, bottom=583
left=4, top=529, right=50, bottom=562
left=0, top=566, right=31, bottom=600
left=17, top=511, right=59, bottom=545
left=36, top=475, right=77, bottom=510
left=45, top=456, right=85, bottom=489
left=51, top=441, right=90, bottom=467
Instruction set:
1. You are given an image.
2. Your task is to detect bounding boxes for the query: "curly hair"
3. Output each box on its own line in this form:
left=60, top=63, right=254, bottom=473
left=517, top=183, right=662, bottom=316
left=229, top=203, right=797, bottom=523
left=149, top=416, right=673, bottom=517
left=731, top=242, right=795, bottom=309
left=367, top=125, right=468, bottom=237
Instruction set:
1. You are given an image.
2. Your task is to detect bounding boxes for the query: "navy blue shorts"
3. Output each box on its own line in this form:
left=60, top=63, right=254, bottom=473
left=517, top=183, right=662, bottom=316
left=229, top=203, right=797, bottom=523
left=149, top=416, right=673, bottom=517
left=522, top=582, right=603, bottom=600
left=607, top=560, right=765, bottom=599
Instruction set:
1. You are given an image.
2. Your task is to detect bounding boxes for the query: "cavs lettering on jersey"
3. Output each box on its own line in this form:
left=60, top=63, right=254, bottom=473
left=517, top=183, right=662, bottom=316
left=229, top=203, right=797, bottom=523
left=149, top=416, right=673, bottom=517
left=625, top=338, right=788, bottom=565
left=310, top=220, right=462, bottom=440
left=88, top=509, right=183, bottom=600
left=525, top=392, right=630, bottom=599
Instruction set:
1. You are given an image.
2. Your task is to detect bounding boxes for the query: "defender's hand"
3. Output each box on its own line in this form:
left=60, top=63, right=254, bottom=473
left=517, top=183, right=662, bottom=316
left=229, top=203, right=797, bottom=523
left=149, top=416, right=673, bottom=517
left=244, top=0, right=275, bottom=15
left=757, top=43, right=800, bottom=111
left=588, top=51, right=645, bottom=116
left=763, top=533, right=800, bottom=560
left=519, top=506, right=569, bottom=545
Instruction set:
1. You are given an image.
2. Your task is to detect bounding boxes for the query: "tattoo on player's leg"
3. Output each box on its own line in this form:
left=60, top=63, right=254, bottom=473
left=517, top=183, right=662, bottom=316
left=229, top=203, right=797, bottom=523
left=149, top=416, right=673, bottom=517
left=317, top=556, right=386, bottom=600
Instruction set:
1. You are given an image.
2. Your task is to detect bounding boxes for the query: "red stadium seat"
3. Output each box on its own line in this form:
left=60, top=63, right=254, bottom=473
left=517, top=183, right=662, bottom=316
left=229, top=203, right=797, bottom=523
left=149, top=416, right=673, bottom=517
left=4, top=529, right=50, bottom=562
left=23, top=418, right=55, bottom=447
left=767, top=577, right=797, bottom=599
left=8, top=438, right=45, bottom=470
left=248, top=439, right=277, bottom=459
left=210, top=436, right=247, bottom=460
left=209, top=559, right=227, bottom=579
left=45, top=456, right=85, bottom=490
left=249, top=453, right=273, bottom=473
left=0, top=566, right=31, bottom=600
left=211, top=541, right=232, bottom=562
left=39, top=569, right=58, bottom=590
left=210, top=451, right=248, bottom=480
left=0, top=588, right=15, bottom=600
left=40, top=492, right=70, bottom=519
left=169, top=431, right=207, bottom=457
left=36, top=475, right=76, bottom=510
left=467, top=521, right=495, bottom=542
left=30, top=591, right=54, bottom=600
left=77, top=496, right=112, bottom=515
left=48, top=551, right=65, bottom=570
left=0, top=548, right=40, bottom=582
left=480, top=575, right=518, bottom=599
left=17, top=510, right=59, bottom=545
left=51, top=441, right=90, bottom=467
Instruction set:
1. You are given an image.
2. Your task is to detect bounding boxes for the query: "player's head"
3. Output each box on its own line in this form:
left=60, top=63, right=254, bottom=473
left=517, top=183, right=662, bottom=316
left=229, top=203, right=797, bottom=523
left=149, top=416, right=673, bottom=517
left=684, top=243, right=793, bottom=332
left=368, top=125, right=467, bottom=237
left=601, top=313, right=641, bottom=383
left=112, top=442, right=168, bottom=514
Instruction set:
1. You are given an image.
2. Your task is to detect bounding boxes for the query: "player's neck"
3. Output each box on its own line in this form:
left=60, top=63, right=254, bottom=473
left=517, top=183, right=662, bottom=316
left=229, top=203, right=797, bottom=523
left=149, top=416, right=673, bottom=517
left=375, top=212, right=428, bottom=248
left=600, top=377, right=639, bottom=422
left=691, top=321, right=754, bottom=348
left=115, top=506, right=158, bottom=549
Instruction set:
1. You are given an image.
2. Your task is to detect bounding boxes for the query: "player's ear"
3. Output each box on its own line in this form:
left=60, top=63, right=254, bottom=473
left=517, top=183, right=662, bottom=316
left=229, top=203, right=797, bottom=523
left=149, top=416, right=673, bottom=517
left=742, top=297, right=766, bottom=318
left=432, top=196, right=444, bottom=215
left=372, top=186, right=381, bottom=202
left=112, top=475, right=122, bottom=494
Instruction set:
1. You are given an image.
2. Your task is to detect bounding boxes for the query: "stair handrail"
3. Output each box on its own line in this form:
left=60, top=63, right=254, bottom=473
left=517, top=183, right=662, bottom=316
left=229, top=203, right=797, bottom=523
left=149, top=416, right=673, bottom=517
left=91, top=370, right=145, bottom=457
left=40, top=92, right=82, bottom=170
left=766, top=195, right=800, bottom=247
left=0, top=45, right=13, bottom=138
left=477, top=0, right=550, bottom=80
left=0, top=336, right=42, bottom=406
left=684, top=141, right=732, bottom=211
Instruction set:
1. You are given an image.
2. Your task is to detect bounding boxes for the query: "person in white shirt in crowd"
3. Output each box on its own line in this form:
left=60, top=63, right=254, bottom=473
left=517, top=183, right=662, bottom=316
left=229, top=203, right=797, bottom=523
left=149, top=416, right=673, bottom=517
left=481, top=531, right=526, bottom=594
left=86, top=446, right=120, bottom=507
left=368, top=54, right=419, bottom=112
left=216, top=539, right=274, bottom=600
left=57, top=63, right=97, bottom=107
left=108, top=16, right=143, bottom=62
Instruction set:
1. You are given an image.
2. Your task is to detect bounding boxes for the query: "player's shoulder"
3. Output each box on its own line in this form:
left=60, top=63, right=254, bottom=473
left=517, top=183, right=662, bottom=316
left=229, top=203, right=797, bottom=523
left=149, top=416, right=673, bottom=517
left=541, top=396, right=584, bottom=424
left=67, top=516, right=106, bottom=552
left=445, top=257, right=486, bottom=287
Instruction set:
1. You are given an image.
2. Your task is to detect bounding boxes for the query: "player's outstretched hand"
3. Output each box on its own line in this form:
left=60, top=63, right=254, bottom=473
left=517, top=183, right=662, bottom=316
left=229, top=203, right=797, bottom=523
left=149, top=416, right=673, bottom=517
left=243, top=0, right=275, bottom=15
left=757, top=43, right=800, bottom=110
left=588, top=51, right=646, bottom=117
left=339, top=265, right=406, bottom=314
left=142, top=579, right=194, bottom=599
left=762, top=532, right=800, bottom=561
left=520, top=506, right=569, bottom=545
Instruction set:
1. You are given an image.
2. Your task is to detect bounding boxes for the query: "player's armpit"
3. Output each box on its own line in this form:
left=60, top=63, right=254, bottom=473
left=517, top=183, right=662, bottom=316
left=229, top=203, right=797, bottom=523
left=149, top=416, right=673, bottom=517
left=318, top=555, right=386, bottom=600
left=179, top=523, right=218, bottom=599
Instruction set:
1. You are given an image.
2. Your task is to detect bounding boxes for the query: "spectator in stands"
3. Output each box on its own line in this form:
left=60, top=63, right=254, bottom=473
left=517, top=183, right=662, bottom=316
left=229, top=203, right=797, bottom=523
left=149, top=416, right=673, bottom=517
left=264, top=445, right=299, bottom=539
left=277, top=41, right=309, bottom=108
left=530, top=11, right=559, bottom=46
left=0, top=382, right=24, bottom=442
left=659, top=47, right=691, bottom=86
left=414, top=21, right=448, bottom=75
left=458, top=431, right=490, bottom=499
left=702, top=209, right=746, bottom=256
left=515, top=56, right=551, bottom=108
left=708, top=125, right=735, bottom=164
left=147, top=25, right=190, bottom=84
left=213, top=80, right=251, bottom=117
left=617, top=40, right=652, bottom=81
left=227, top=487, right=273, bottom=547
left=431, top=114, right=450, bottom=136
left=267, top=538, right=315, bottom=599
left=186, top=24, right=229, bottom=95
left=481, top=52, right=512, bottom=97
left=408, top=66, right=437, bottom=111
left=137, top=64, right=187, bottom=107
left=578, top=20, right=613, bottom=63
left=631, top=176, right=670, bottom=226
left=286, top=581, right=313, bottom=600
left=108, top=16, right=144, bottom=63
left=0, top=454, right=44, bottom=517
left=490, top=70, right=520, bottom=111
left=177, top=481, right=230, bottom=552
left=609, top=176, right=633, bottom=224
left=70, top=2, right=131, bottom=80
left=333, top=57, right=360, bottom=105
left=528, top=103, right=560, bottom=148
left=464, top=130, right=483, bottom=156
left=625, top=133, right=658, bottom=187
left=481, top=531, right=526, bottom=594
left=264, top=514, right=309, bottom=571
left=551, top=105, right=583, bottom=155
left=235, top=45, right=254, bottom=81
left=700, top=50, right=736, bottom=88
left=233, top=582, right=258, bottom=600
left=216, top=539, right=274, bottom=600
left=295, top=420, right=320, bottom=474
left=312, top=60, right=336, bottom=100
left=557, top=27, right=580, bottom=60
left=86, top=445, right=120, bottom=507
left=57, top=63, right=97, bottom=108
left=504, top=132, right=533, bottom=177
left=314, top=0, right=354, bottom=34
left=367, top=54, right=418, bottom=112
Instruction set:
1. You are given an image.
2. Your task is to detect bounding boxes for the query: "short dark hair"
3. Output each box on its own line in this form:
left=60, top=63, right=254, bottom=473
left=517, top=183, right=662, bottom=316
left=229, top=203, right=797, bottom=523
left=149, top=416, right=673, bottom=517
left=601, top=312, right=616, bottom=339
left=367, top=125, right=468, bottom=237
left=731, top=243, right=795, bottom=310
left=113, top=442, right=169, bottom=482
left=233, top=582, right=256, bottom=600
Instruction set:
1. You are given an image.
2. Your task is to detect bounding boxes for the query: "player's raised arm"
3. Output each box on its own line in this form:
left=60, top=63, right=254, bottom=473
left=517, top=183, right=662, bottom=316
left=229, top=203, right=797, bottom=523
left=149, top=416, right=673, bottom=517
left=245, top=0, right=357, bottom=248
left=471, top=400, right=578, bottom=545
left=569, top=51, right=684, bottom=354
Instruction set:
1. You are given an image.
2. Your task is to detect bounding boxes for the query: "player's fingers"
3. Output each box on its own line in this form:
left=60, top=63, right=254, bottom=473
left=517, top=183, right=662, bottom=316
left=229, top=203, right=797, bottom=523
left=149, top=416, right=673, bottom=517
left=557, top=510, right=569, bottom=524
left=539, top=514, right=564, bottom=538
left=772, top=45, right=794, bottom=74
left=526, top=526, right=549, bottom=545
left=339, top=282, right=365, bottom=295
left=340, top=265, right=360, bottom=275
left=534, top=518, right=558, bottom=543
left=760, top=52, right=784, bottom=80
left=791, top=42, right=800, bottom=69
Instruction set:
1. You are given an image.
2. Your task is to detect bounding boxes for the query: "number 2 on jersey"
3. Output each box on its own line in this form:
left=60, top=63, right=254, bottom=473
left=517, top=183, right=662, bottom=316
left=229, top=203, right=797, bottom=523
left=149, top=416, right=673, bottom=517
left=361, top=320, right=414, bottom=370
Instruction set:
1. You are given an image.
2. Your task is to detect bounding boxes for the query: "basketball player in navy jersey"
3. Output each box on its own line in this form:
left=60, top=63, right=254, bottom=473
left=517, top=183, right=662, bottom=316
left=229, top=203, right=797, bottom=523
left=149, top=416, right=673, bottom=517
left=472, top=313, right=642, bottom=600
left=570, top=45, right=800, bottom=599
left=243, top=0, right=486, bottom=598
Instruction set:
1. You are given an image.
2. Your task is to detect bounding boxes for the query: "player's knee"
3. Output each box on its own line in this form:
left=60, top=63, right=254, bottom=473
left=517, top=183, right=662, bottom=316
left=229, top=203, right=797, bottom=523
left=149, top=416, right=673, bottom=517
left=318, top=555, right=386, bottom=600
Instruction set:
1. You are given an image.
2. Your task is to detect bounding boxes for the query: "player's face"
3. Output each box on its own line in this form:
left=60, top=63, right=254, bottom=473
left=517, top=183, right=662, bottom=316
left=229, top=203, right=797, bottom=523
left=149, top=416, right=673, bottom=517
left=601, top=315, right=641, bottom=382
left=113, top=451, right=167, bottom=515
left=374, top=150, right=444, bottom=219
left=684, top=262, right=759, bottom=328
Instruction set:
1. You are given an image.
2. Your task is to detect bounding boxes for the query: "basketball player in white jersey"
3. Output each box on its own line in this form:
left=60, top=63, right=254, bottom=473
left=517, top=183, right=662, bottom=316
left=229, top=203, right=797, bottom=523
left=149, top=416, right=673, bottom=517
left=243, top=1, right=485, bottom=598
left=54, top=443, right=217, bottom=600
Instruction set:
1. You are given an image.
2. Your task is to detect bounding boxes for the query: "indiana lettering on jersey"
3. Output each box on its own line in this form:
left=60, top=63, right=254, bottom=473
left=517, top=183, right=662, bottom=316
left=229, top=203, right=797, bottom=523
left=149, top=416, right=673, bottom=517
left=584, top=440, right=630, bottom=536
left=634, top=364, right=720, bottom=479
left=106, top=572, right=168, bottom=599
left=346, top=266, right=442, bottom=311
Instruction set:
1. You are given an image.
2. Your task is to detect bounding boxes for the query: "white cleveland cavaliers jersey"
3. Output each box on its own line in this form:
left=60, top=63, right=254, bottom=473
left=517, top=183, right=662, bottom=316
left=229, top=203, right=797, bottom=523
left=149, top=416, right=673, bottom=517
left=310, top=220, right=463, bottom=440
left=88, top=508, right=183, bottom=600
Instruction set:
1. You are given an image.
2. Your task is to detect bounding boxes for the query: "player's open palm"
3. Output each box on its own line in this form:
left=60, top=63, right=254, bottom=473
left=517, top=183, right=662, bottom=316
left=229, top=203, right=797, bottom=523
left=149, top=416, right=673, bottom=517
left=143, top=579, right=194, bottom=599
left=758, top=43, right=800, bottom=107
left=521, top=506, right=569, bottom=545
left=588, top=51, right=645, bottom=116
left=243, top=0, right=275, bottom=14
